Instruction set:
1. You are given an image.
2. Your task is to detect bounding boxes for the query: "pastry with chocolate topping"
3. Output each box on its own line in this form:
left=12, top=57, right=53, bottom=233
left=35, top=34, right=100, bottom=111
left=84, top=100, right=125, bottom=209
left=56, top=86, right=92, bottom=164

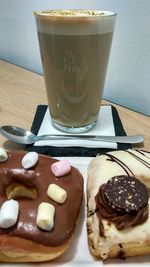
left=96, top=175, right=149, bottom=234
left=87, top=149, right=150, bottom=260
left=0, top=150, right=83, bottom=262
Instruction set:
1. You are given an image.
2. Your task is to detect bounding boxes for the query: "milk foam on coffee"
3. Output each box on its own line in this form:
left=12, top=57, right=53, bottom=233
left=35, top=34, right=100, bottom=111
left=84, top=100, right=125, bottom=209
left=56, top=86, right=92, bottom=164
left=35, top=10, right=116, bottom=129
left=35, top=10, right=116, bottom=35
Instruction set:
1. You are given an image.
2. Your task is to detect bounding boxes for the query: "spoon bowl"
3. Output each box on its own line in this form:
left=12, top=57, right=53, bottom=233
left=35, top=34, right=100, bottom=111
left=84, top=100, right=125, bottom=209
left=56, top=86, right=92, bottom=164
left=0, top=126, right=36, bottom=145
left=0, top=125, right=144, bottom=145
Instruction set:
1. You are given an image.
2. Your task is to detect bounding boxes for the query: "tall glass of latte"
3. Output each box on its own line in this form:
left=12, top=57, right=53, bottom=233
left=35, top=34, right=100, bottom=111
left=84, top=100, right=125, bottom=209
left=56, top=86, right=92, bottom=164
left=34, top=10, right=116, bottom=133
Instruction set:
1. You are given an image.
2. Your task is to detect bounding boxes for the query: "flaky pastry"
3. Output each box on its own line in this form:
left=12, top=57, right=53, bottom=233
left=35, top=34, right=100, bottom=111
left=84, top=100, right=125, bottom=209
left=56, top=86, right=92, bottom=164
left=87, top=149, right=150, bottom=260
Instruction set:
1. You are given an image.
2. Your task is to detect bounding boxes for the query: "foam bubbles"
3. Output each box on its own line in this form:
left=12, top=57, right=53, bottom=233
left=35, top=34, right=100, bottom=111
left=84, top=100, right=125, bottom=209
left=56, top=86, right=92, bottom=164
left=34, top=9, right=116, bottom=35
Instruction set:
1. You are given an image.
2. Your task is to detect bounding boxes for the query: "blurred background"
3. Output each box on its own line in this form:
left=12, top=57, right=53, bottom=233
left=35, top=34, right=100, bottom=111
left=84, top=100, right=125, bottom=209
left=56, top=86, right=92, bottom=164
left=0, top=0, right=150, bottom=116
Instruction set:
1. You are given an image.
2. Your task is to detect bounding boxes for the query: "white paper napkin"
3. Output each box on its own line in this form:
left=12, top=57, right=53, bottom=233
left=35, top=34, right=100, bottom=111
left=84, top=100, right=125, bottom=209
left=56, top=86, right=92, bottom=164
left=34, top=105, right=117, bottom=149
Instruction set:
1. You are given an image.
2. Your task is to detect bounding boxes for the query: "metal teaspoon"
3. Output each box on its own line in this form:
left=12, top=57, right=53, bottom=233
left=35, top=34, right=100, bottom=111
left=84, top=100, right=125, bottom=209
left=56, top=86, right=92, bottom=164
left=0, top=125, right=144, bottom=145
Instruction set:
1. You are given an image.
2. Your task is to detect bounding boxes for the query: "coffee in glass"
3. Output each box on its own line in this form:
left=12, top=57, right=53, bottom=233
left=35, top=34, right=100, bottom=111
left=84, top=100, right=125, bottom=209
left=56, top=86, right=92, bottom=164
left=34, top=10, right=116, bottom=133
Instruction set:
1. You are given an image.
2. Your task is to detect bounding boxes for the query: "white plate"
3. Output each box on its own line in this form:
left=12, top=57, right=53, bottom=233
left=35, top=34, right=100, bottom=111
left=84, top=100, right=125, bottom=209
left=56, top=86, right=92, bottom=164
left=2, top=157, right=150, bottom=266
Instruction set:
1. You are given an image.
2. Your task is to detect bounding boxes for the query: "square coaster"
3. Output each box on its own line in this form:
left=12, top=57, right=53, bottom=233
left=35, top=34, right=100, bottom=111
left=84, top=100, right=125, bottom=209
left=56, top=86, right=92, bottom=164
left=34, top=106, right=116, bottom=149
left=26, top=105, right=131, bottom=157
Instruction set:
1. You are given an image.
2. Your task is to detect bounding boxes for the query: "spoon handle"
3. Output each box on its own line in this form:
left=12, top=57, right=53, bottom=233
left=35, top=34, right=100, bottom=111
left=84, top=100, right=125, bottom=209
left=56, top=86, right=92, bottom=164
left=36, top=134, right=144, bottom=144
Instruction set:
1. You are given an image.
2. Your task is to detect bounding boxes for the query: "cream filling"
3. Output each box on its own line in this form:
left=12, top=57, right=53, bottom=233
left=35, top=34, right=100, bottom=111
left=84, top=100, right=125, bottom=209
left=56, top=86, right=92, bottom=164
left=89, top=203, right=150, bottom=259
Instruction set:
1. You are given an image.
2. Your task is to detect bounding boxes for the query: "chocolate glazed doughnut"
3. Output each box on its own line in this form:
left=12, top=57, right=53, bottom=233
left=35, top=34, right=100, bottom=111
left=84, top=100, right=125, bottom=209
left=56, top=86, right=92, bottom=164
left=0, top=150, right=83, bottom=262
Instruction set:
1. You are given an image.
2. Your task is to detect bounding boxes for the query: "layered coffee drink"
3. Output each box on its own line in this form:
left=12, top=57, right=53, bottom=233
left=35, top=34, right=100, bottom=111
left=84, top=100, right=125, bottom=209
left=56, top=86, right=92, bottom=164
left=34, top=10, right=116, bottom=133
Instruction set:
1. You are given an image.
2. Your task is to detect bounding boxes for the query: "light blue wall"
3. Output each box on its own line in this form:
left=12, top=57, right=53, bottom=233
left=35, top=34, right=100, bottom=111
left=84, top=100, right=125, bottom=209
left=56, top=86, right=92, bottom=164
left=0, top=0, right=150, bottom=115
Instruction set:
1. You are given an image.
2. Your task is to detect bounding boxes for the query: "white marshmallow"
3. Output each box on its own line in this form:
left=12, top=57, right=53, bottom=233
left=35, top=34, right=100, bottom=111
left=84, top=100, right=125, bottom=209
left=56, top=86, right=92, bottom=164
left=47, top=183, right=67, bottom=204
left=0, top=199, right=19, bottom=228
left=22, top=152, right=38, bottom=169
left=0, top=147, right=8, bottom=162
left=36, top=202, right=55, bottom=231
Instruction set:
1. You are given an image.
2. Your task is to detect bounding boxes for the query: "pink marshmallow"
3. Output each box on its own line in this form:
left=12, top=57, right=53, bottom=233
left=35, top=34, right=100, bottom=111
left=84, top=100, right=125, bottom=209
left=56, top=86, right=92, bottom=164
left=51, top=160, right=71, bottom=177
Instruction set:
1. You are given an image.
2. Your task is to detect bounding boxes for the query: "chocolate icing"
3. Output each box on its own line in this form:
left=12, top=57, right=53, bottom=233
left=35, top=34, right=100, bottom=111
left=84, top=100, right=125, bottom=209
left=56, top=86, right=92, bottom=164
left=104, top=175, right=149, bottom=212
left=95, top=176, right=149, bottom=233
left=0, top=151, right=83, bottom=247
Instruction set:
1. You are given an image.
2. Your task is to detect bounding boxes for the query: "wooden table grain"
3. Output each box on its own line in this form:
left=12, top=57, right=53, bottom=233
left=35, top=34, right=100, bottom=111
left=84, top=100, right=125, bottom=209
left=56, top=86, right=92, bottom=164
left=0, top=60, right=149, bottom=151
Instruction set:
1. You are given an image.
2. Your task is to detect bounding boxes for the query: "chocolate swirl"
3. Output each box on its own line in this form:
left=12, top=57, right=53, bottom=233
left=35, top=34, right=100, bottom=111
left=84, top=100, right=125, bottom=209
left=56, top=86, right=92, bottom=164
left=95, top=175, right=149, bottom=236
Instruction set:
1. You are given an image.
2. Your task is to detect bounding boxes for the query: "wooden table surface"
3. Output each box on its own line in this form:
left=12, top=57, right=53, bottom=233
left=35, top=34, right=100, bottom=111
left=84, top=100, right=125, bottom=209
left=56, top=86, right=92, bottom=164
left=0, top=60, right=149, bottom=152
